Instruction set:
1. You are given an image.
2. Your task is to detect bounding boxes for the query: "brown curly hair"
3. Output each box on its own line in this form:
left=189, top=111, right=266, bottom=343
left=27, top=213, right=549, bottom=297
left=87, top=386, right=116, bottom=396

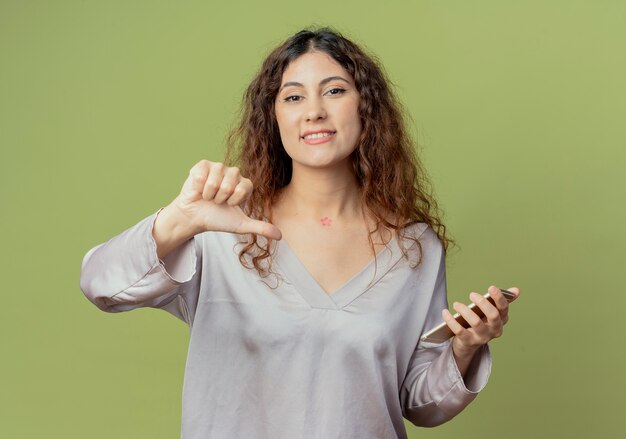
left=225, top=27, right=453, bottom=277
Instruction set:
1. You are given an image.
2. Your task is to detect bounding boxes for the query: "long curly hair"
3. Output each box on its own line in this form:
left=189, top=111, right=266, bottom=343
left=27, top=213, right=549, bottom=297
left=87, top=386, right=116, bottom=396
left=225, top=27, right=453, bottom=277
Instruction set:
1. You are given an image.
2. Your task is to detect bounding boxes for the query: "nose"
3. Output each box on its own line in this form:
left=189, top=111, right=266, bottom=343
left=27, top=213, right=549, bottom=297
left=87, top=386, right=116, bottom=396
left=304, top=97, right=327, bottom=122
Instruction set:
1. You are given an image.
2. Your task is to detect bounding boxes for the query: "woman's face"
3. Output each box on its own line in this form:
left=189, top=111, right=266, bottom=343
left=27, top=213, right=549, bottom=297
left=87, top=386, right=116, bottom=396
left=274, top=51, right=361, bottom=171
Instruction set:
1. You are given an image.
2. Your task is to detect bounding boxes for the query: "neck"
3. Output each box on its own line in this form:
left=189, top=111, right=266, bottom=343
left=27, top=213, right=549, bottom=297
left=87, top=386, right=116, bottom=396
left=277, top=161, right=362, bottom=221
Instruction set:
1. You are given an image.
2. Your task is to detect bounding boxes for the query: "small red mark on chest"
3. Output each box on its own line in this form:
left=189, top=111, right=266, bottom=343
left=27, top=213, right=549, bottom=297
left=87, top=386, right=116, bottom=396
left=320, top=217, right=332, bottom=226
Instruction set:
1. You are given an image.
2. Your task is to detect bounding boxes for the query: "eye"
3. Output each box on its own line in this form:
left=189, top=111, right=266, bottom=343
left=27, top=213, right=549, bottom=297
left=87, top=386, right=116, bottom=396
left=326, top=87, right=346, bottom=96
left=283, top=95, right=302, bottom=103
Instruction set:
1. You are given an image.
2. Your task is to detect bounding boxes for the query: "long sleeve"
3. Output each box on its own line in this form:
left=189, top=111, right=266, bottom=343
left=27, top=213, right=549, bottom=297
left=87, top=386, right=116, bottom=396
left=79, top=208, right=202, bottom=326
left=400, top=242, right=492, bottom=427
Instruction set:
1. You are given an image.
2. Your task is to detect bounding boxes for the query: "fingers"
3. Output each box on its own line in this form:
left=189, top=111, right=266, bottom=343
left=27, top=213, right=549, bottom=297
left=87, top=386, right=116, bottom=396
left=226, top=178, right=253, bottom=206
left=471, top=291, right=502, bottom=323
left=182, top=160, right=211, bottom=197
left=448, top=290, right=503, bottom=344
left=489, top=285, right=510, bottom=325
left=202, top=162, right=225, bottom=201
left=444, top=285, right=520, bottom=351
left=507, top=287, right=521, bottom=299
left=454, top=299, right=486, bottom=328
left=441, top=304, right=487, bottom=349
left=208, top=164, right=253, bottom=206
left=186, top=160, right=252, bottom=206
left=473, top=289, right=506, bottom=338
left=490, top=286, right=509, bottom=310
left=442, top=308, right=465, bottom=335
left=213, top=166, right=240, bottom=204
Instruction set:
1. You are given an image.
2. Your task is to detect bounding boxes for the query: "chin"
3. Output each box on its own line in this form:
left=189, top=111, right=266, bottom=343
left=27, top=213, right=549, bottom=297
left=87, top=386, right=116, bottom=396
left=299, top=156, right=354, bottom=170
left=284, top=144, right=356, bottom=170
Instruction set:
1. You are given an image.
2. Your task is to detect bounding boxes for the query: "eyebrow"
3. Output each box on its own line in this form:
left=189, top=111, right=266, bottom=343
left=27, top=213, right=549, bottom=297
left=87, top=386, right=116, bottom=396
left=278, top=76, right=351, bottom=93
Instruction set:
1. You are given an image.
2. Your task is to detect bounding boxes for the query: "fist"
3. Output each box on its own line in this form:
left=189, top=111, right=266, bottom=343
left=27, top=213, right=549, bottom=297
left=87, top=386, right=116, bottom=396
left=173, top=160, right=281, bottom=240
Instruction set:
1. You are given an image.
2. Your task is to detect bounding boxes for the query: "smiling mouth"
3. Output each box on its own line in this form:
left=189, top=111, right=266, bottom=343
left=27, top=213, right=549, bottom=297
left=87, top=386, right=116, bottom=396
left=302, top=131, right=336, bottom=140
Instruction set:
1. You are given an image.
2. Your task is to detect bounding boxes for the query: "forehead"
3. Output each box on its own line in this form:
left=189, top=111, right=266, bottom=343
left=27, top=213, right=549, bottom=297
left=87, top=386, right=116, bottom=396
left=281, top=51, right=352, bottom=83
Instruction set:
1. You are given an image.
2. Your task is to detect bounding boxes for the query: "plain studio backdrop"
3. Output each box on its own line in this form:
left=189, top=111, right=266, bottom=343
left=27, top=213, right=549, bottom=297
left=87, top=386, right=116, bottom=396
left=1, top=1, right=624, bottom=438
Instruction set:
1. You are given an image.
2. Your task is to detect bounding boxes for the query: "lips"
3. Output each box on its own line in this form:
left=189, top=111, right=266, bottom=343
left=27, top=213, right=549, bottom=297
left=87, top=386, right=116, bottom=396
left=301, top=130, right=336, bottom=140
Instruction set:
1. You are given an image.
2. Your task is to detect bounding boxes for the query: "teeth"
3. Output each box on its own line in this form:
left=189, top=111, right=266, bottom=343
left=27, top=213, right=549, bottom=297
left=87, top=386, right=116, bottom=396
left=303, top=132, right=333, bottom=140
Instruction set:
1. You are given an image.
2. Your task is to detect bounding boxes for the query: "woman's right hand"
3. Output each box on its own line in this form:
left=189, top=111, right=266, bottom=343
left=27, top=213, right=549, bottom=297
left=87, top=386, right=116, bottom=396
left=153, top=160, right=281, bottom=259
left=176, top=159, right=281, bottom=239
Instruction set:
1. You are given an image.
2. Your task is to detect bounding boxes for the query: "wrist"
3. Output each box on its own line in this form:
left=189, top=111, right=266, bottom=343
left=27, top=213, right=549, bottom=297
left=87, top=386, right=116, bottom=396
left=451, top=339, right=481, bottom=360
left=153, top=203, right=199, bottom=259
left=162, top=200, right=203, bottom=236
left=451, top=339, right=483, bottom=380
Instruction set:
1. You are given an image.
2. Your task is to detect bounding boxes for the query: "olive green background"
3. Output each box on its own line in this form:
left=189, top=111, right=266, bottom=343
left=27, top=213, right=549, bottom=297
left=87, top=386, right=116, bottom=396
left=1, top=0, right=624, bottom=438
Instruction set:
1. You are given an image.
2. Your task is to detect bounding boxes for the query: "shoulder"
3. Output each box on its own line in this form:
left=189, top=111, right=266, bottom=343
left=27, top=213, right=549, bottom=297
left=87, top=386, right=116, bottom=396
left=399, top=222, right=443, bottom=251
left=396, top=222, right=445, bottom=268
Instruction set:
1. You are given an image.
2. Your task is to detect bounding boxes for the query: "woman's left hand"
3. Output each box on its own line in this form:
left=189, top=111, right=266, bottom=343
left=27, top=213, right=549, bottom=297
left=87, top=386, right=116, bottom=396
left=442, top=285, right=521, bottom=358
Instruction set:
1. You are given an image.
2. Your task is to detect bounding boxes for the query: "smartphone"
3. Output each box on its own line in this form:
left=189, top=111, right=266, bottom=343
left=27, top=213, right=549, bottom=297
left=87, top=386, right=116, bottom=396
left=419, top=289, right=516, bottom=343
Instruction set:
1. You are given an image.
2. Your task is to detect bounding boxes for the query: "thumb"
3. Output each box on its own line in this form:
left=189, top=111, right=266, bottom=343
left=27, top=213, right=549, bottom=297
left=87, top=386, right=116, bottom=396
left=239, top=217, right=282, bottom=241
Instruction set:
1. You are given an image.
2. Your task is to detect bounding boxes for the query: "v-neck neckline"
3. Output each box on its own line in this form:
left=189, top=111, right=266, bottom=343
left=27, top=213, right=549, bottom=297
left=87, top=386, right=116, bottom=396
left=274, top=236, right=404, bottom=310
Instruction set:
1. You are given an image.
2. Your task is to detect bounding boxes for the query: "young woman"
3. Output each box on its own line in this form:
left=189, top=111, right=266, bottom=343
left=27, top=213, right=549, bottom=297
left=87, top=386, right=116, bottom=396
left=80, top=28, right=520, bottom=438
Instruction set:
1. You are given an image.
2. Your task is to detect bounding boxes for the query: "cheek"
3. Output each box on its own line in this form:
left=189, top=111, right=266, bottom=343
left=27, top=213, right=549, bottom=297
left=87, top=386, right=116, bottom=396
left=355, top=115, right=363, bottom=134
left=346, top=111, right=362, bottom=140
left=275, top=109, right=297, bottom=137
left=275, top=114, right=299, bottom=157
left=345, top=100, right=362, bottom=135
